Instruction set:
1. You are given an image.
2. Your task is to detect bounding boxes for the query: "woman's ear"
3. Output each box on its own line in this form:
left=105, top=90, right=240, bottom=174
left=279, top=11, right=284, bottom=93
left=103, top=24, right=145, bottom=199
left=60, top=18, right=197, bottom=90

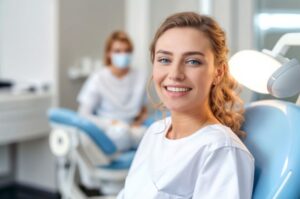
left=213, top=64, right=225, bottom=85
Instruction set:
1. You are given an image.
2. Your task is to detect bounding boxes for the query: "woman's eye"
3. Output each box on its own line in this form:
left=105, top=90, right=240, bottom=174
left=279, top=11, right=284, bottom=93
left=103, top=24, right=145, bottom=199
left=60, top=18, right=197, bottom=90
left=186, top=59, right=202, bottom=65
left=158, top=58, right=171, bottom=65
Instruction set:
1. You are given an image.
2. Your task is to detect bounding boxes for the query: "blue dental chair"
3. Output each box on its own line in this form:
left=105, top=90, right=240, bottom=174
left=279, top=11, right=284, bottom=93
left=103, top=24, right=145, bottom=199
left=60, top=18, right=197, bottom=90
left=48, top=108, right=160, bottom=199
left=242, top=100, right=300, bottom=199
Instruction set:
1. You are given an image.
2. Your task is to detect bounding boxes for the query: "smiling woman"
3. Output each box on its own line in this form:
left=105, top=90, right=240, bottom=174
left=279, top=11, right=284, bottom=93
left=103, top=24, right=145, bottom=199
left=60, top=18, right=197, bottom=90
left=153, top=28, right=215, bottom=118
left=117, top=12, right=254, bottom=199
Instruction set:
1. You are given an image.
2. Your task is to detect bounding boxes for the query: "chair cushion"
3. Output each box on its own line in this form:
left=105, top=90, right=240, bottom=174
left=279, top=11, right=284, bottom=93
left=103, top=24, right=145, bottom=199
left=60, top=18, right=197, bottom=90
left=243, top=100, right=300, bottom=198
left=48, top=108, right=117, bottom=155
left=143, top=110, right=170, bottom=127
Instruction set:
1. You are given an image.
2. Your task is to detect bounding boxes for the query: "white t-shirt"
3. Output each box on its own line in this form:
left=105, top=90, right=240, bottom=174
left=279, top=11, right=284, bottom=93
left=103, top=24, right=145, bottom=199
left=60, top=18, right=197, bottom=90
left=77, top=67, right=148, bottom=124
left=117, top=117, right=255, bottom=199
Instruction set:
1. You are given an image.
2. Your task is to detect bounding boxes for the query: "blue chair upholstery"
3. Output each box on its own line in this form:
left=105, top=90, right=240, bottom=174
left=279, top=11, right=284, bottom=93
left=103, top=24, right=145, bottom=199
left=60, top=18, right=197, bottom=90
left=242, top=100, right=300, bottom=199
left=143, top=110, right=170, bottom=127
left=48, top=108, right=162, bottom=171
left=99, top=150, right=136, bottom=170
left=48, top=108, right=138, bottom=197
left=48, top=108, right=117, bottom=155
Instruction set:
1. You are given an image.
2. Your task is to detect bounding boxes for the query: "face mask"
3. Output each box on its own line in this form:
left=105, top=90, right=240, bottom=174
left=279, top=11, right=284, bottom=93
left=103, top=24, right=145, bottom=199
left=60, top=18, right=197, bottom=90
left=111, top=53, right=132, bottom=69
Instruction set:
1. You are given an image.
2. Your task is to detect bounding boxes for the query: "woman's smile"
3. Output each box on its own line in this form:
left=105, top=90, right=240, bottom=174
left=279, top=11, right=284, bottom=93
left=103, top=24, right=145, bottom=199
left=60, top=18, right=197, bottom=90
left=163, top=85, right=193, bottom=98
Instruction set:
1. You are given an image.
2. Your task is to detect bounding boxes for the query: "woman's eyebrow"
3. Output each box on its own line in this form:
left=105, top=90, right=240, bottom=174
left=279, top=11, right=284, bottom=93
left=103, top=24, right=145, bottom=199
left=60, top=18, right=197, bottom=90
left=156, top=50, right=172, bottom=55
left=183, top=51, right=205, bottom=56
left=156, top=50, right=205, bottom=57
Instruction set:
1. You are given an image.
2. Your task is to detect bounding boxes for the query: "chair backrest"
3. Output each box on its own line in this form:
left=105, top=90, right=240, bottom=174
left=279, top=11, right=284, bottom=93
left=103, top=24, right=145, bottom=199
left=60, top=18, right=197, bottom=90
left=48, top=108, right=117, bottom=155
left=242, top=100, right=300, bottom=199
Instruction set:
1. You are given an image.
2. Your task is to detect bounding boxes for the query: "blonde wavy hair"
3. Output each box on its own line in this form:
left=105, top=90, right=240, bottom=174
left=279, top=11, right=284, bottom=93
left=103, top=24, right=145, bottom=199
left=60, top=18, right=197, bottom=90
left=149, top=12, right=245, bottom=137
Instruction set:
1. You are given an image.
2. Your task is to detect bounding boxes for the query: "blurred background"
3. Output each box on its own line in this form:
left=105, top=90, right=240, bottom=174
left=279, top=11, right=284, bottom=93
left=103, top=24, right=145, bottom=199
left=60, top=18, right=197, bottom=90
left=0, top=0, right=300, bottom=198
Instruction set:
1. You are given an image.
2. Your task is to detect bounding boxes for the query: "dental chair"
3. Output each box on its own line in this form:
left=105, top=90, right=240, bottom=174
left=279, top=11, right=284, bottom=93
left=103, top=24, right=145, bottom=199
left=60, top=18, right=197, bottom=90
left=48, top=108, right=149, bottom=199
left=229, top=32, right=300, bottom=198
left=242, top=100, right=300, bottom=199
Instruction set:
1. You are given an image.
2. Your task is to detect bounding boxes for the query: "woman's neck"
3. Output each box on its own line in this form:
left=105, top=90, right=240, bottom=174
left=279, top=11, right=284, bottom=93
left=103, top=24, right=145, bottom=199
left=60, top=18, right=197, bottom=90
left=167, top=106, right=219, bottom=140
left=109, top=66, right=129, bottom=78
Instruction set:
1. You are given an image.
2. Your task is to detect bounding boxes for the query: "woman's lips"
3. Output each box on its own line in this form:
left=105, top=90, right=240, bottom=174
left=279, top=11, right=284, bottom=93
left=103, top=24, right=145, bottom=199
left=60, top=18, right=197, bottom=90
left=163, top=85, right=192, bottom=97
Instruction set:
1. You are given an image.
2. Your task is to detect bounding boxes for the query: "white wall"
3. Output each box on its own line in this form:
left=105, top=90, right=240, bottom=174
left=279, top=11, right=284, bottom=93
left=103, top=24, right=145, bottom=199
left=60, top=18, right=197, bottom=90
left=58, top=0, right=125, bottom=109
left=16, top=137, right=57, bottom=191
left=0, top=0, right=3, bottom=75
left=125, top=0, right=151, bottom=70
left=0, top=0, right=57, bottom=84
left=150, top=0, right=200, bottom=38
left=0, top=146, right=10, bottom=178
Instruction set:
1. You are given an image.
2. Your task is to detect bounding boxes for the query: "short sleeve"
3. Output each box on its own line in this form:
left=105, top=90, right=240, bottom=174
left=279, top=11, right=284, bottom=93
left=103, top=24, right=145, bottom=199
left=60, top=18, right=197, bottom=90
left=77, top=73, right=101, bottom=109
left=193, top=147, right=254, bottom=199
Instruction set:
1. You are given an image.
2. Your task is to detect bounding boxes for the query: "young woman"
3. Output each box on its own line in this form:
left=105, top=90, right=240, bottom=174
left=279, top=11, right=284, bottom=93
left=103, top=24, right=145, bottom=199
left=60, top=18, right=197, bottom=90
left=77, top=31, right=148, bottom=151
left=117, top=12, right=254, bottom=198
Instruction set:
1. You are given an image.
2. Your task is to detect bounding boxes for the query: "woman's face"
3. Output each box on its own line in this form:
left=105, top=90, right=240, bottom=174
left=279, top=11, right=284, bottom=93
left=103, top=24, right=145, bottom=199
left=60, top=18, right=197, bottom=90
left=109, top=40, right=132, bottom=69
left=153, top=27, right=217, bottom=113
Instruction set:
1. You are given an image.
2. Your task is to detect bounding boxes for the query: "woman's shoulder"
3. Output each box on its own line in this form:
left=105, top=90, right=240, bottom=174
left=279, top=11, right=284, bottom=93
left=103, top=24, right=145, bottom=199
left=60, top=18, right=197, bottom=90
left=93, top=67, right=110, bottom=76
left=86, top=67, right=106, bottom=78
left=85, top=67, right=111, bottom=83
left=200, top=124, right=253, bottom=158
left=144, top=118, right=244, bottom=147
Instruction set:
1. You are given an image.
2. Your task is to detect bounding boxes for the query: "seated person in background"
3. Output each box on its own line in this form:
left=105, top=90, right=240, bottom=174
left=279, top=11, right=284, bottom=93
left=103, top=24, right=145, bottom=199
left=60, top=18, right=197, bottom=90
left=77, top=31, right=148, bottom=151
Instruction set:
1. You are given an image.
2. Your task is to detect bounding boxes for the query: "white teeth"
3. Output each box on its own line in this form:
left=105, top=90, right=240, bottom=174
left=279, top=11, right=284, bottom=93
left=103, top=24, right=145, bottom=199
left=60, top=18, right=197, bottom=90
left=166, top=86, right=191, bottom=92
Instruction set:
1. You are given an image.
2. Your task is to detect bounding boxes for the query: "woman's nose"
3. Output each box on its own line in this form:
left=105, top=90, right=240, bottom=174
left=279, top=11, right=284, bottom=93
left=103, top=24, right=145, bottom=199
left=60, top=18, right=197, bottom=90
left=168, top=64, right=185, bottom=81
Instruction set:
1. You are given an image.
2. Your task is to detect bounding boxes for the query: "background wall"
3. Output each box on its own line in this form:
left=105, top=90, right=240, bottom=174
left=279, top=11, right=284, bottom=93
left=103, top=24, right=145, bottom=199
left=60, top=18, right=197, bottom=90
left=58, top=0, right=125, bottom=110
left=0, top=0, right=57, bottom=84
left=150, top=0, right=200, bottom=38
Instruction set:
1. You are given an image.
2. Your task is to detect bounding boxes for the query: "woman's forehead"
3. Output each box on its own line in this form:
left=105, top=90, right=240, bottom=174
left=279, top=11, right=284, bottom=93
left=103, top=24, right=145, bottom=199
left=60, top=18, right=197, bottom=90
left=155, top=28, right=212, bottom=56
left=110, top=40, right=130, bottom=50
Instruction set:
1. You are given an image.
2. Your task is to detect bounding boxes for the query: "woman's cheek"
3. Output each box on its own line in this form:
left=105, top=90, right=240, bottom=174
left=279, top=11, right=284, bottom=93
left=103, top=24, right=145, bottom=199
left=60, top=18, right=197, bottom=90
left=152, top=67, right=162, bottom=86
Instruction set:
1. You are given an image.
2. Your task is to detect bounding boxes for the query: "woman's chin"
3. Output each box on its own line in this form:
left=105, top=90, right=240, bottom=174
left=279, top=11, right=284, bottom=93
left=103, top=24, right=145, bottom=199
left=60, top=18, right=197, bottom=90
left=165, top=103, right=190, bottom=113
